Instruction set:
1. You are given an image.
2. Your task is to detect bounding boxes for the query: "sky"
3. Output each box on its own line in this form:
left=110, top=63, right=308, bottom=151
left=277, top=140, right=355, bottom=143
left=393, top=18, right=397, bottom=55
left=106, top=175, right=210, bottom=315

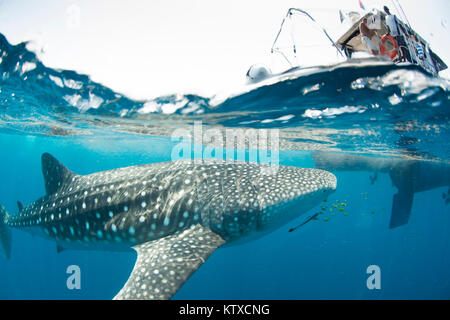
left=0, top=0, right=449, bottom=99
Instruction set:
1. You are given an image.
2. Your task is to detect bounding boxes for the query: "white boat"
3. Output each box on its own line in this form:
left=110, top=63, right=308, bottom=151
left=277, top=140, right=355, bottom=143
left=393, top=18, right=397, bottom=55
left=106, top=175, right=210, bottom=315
left=246, top=7, right=447, bottom=83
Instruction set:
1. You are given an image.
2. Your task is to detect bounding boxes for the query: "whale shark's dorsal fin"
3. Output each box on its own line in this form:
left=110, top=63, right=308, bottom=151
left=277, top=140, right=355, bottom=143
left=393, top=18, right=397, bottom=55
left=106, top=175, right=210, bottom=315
left=17, top=201, right=24, bottom=212
left=41, top=153, right=76, bottom=195
left=114, top=224, right=225, bottom=300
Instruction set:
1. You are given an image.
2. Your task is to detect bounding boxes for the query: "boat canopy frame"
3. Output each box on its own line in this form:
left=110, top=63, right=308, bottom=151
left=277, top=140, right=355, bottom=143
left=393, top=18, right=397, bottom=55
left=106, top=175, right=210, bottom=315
left=271, top=8, right=344, bottom=68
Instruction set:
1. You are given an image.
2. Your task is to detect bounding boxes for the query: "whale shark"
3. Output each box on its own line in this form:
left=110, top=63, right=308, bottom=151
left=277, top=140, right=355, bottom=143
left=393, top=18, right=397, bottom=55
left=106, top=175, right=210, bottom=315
left=312, top=151, right=450, bottom=228
left=0, top=153, right=336, bottom=299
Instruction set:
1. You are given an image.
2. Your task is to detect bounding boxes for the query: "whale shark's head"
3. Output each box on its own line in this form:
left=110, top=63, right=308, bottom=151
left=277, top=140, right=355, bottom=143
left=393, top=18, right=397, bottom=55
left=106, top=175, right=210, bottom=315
left=207, top=165, right=337, bottom=242
left=254, top=167, right=337, bottom=231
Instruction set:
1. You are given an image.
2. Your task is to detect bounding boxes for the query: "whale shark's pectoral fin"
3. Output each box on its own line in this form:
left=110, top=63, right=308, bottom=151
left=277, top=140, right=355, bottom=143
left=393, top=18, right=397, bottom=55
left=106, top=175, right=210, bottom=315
left=114, top=224, right=225, bottom=300
left=41, top=153, right=77, bottom=195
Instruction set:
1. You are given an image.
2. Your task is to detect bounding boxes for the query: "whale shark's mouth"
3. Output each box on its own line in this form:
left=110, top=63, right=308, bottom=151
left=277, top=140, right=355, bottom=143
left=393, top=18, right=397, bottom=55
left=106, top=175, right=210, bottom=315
left=317, top=169, right=338, bottom=192
left=292, top=168, right=337, bottom=198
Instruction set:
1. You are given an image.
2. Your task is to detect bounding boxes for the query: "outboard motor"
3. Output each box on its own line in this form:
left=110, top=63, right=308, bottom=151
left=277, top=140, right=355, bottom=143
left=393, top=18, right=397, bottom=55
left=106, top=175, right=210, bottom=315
left=246, top=64, right=272, bottom=83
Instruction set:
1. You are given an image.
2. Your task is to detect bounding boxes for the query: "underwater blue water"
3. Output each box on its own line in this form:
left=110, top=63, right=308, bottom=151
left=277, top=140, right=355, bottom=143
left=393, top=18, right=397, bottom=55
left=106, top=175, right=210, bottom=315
left=0, top=33, right=449, bottom=299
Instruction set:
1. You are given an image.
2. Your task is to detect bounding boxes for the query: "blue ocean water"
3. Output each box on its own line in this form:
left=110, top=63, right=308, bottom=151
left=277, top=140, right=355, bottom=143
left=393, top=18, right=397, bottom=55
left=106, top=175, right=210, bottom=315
left=0, top=33, right=449, bottom=299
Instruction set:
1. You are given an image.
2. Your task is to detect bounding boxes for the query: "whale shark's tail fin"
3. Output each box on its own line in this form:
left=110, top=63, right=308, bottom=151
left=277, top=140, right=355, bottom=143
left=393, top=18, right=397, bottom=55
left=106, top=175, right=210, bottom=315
left=0, top=204, right=11, bottom=259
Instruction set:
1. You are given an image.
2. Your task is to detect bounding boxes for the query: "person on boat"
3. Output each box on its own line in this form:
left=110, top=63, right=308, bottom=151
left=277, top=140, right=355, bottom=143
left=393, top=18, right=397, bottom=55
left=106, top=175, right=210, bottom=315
left=383, top=6, right=410, bottom=62
left=359, top=17, right=380, bottom=55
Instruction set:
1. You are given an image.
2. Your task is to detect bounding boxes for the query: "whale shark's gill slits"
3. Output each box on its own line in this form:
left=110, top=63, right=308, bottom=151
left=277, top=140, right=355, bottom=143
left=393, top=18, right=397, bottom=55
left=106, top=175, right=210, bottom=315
left=107, top=177, right=193, bottom=243
left=164, top=191, right=192, bottom=235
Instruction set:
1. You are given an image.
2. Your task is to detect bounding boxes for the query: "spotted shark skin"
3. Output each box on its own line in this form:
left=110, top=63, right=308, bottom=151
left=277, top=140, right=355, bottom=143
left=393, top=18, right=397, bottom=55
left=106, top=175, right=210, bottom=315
left=0, top=153, right=337, bottom=299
